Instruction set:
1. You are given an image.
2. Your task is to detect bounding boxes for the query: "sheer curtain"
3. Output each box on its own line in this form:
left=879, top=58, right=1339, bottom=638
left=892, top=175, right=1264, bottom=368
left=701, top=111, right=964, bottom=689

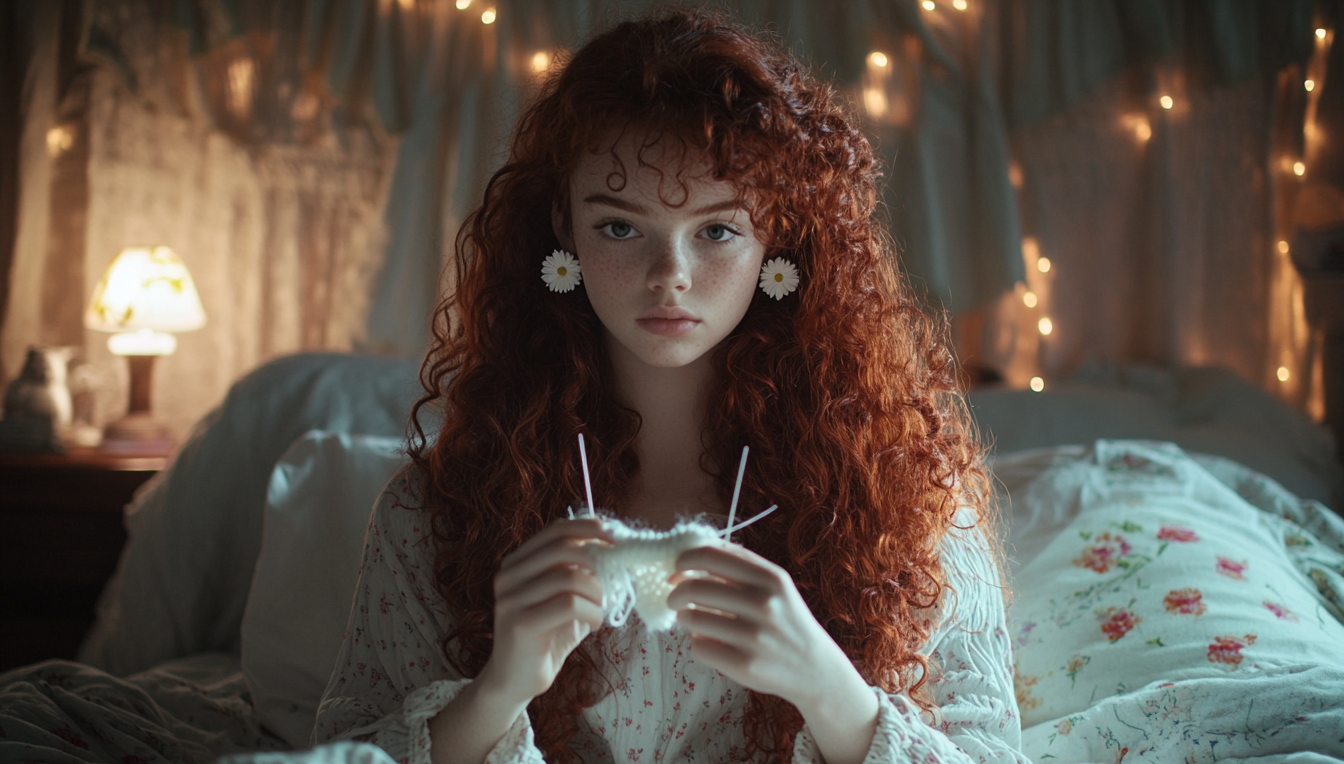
left=1, top=0, right=1327, bottom=439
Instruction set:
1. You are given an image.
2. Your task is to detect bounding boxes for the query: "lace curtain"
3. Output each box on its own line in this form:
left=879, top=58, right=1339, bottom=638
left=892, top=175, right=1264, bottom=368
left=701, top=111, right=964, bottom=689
left=1, top=0, right=1329, bottom=440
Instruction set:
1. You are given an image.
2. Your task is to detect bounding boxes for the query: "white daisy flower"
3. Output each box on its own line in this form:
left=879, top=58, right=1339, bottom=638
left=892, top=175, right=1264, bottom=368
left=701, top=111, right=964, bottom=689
left=541, top=249, right=583, bottom=293
left=758, top=257, right=799, bottom=300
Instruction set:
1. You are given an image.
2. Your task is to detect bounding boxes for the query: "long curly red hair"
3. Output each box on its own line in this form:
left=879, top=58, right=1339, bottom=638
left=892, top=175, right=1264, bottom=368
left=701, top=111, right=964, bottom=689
left=408, top=7, right=989, bottom=761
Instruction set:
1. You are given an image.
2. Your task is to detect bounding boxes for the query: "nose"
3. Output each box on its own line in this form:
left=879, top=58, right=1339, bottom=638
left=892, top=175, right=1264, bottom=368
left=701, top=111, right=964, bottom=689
left=645, top=238, right=691, bottom=294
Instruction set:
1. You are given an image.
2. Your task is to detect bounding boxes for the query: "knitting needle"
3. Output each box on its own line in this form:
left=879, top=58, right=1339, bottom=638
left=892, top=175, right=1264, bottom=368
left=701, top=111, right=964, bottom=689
left=579, top=433, right=595, bottom=517
left=725, top=446, right=749, bottom=541
left=724, top=504, right=778, bottom=535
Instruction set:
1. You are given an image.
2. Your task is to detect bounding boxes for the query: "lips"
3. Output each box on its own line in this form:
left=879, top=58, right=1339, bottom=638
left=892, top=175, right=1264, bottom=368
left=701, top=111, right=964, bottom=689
left=636, top=305, right=700, bottom=337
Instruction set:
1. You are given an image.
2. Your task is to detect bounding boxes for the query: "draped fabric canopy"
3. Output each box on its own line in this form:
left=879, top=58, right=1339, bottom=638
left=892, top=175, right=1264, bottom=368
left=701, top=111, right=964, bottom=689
left=0, top=0, right=1329, bottom=439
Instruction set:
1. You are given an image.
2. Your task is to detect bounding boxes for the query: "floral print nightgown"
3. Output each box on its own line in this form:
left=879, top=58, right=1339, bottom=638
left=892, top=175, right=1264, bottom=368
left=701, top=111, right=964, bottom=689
left=313, top=464, right=1028, bottom=763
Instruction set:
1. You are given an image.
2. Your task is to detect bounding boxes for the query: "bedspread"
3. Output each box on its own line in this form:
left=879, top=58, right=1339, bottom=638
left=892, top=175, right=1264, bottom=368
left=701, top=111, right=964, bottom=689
left=0, top=653, right=287, bottom=763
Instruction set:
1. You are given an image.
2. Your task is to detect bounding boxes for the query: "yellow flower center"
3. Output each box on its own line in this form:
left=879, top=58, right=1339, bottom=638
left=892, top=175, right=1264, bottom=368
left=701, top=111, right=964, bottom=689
left=774, top=272, right=784, bottom=282
left=557, top=266, right=567, bottom=276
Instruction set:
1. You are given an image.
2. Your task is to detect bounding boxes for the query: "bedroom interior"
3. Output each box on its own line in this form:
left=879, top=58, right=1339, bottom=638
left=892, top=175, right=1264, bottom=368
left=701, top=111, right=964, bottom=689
left=1, top=1, right=1343, bottom=763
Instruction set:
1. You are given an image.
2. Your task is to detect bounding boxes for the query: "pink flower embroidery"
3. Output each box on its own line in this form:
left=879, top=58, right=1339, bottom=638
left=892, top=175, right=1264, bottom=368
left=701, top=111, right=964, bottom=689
left=1163, top=588, right=1206, bottom=615
left=1157, top=525, right=1199, bottom=543
left=1098, top=607, right=1141, bottom=641
left=1216, top=556, right=1248, bottom=580
left=1263, top=601, right=1298, bottom=621
left=1208, top=634, right=1257, bottom=666
left=1073, top=532, right=1133, bottom=574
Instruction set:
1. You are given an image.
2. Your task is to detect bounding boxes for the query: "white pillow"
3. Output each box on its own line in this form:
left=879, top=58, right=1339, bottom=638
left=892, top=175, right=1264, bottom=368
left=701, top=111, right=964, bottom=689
left=1008, top=440, right=1344, bottom=729
left=241, top=431, right=407, bottom=749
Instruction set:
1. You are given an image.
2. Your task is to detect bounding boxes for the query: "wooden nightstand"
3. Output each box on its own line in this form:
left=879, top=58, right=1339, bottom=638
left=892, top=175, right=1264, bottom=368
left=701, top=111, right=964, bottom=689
left=0, top=447, right=166, bottom=672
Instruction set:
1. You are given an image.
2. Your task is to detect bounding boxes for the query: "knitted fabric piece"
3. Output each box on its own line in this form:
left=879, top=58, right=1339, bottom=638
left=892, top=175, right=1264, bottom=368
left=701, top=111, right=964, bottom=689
left=586, top=519, right=725, bottom=631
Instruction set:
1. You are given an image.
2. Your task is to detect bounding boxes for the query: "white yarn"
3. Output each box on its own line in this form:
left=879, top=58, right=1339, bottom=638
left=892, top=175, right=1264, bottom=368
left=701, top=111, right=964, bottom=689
left=586, top=519, right=725, bottom=631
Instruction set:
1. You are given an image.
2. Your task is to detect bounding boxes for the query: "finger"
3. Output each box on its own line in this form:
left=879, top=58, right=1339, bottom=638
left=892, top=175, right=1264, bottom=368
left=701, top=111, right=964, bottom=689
left=498, top=565, right=604, bottom=613
left=677, top=606, right=759, bottom=645
left=685, top=633, right=750, bottom=671
left=675, top=545, right=781, bottom=590
left=520, top=591, right=606, bottom=636
left=666, top=577, right=766, bottom=618
left=498, top=534, right=607, bottom=593
left=504, top=518, right=612, bottom=567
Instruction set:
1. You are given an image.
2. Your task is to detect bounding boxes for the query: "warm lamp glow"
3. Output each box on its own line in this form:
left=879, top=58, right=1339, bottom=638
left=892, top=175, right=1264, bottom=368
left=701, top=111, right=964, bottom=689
left=1023, top=291, right=1038, bottom=308
left=1037, top=256, right=1052, bottom=273
left=86, top=246, right=207, bottom=338
left=531, top=51, right=550, bottom=72
left=953, top=0, right=968, bottom=9
left=1294, top=161, right=1306, bottom=176
left=1317, top=28, right=1327, bottom=39
left=1038, top=317, right=1054, bottom=335
left=1306, top=79, right=1316, bottom=92
left=921, top=0, right=936, bottom=10
left=1030, top=377, right=1045, bottom=392
left=1277, top=366, right=1291, bottom=382
left=481, top=8, right=496, bottom=23
left=1278, top=240, right=1290, bottom=254
left=868, top=51, right=888, bottom=68
left=455, top=0, right=470, bottom=7
left=1159, top=95, right=1174, bottom=110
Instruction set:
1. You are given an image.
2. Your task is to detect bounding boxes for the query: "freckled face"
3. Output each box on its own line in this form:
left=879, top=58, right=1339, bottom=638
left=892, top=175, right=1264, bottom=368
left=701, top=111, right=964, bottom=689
left=559, top=136, right=767, bottom=369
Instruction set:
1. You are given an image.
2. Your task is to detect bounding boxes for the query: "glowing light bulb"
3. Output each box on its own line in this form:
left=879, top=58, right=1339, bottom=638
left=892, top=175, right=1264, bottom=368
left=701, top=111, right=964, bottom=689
left=868, top=51, right=889, bottom=68
left=921, top=0, right=936, bottom=10
left=1317, top=28, right=1327, bottom=40
left=531, top=51, right=550, bottom=72
left=1306, top=79, right=1316, bottom=92
left=1037, top=256, right=1052, bottom=273
left=1278, top=240, right=1290, bottom=254
left=481, top=8, right=496, bottom=23
left=1277, top=366, right=1291, bottom=382
left=953, top=0, right=968, bottom=9
left=1294, top=161, right=1306, bottom=176
left=1160, top=95, right=1174, bottom=110
left=1030, top=377, right=1045, bottom=392
left=1038, top=317, right=1053, bottom=336
left=455, top=0, right=470, bottom=8
left=1023, top=291, right=1038, bottom=308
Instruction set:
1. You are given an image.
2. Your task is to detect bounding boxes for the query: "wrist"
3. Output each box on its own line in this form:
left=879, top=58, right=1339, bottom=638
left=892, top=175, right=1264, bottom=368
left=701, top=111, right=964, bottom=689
left=791, top=647, right=877, bottom=727
left=469, top=663, right=533, bottom=722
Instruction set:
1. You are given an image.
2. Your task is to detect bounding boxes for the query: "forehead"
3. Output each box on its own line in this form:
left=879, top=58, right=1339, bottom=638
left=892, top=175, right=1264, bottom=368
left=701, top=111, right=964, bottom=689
left=570, top=131, right=738, bottom=204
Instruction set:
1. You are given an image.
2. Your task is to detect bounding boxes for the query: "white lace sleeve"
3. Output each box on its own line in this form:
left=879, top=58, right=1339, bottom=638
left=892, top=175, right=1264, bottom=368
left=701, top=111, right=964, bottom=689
left=312, top=464, right=546, bottom=764
left=792, top=513, right=1029, bottom=764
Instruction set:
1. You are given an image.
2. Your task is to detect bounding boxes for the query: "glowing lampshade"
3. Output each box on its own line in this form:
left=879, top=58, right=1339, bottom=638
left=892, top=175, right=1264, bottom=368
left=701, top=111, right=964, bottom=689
left=86, top=246, right=206, bottom=347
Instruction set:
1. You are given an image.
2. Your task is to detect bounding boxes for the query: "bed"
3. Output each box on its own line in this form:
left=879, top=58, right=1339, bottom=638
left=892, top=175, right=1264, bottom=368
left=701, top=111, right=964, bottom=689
left=0, top=352, right=1341, bottom=764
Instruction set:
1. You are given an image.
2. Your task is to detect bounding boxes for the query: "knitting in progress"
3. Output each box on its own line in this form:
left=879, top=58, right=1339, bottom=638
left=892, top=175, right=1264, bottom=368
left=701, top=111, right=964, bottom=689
left=586, top=519, right=725, bottom=631
left=572, top=435, right=776, bottom=631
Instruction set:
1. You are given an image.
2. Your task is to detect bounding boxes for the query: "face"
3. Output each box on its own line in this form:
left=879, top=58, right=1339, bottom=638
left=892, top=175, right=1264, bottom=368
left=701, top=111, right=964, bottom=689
left=557, top=135, right=767, bottom=370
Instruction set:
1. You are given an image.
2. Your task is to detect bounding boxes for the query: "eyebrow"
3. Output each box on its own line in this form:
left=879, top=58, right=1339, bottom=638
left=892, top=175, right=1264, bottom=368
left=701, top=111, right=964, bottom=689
left=582, top=193, right=745, bottom=216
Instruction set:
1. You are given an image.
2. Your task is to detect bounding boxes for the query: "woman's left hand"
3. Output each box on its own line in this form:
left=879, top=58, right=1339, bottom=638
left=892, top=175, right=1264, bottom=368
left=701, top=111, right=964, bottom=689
left=665, top=543, right=855, bottom=706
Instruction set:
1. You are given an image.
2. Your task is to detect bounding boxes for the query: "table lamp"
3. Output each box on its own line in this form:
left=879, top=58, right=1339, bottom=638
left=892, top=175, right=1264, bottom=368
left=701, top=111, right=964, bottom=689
left=85, top=245, right=206, bottom=453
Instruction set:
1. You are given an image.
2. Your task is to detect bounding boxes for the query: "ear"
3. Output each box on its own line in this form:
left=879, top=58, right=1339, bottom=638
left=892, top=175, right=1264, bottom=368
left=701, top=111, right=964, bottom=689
left=551, top=199, right=576, bottom=253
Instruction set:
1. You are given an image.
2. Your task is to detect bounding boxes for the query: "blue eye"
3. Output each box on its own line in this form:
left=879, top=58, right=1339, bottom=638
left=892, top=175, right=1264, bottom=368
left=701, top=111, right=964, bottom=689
left=603, top=221, right=636, bottom=239
left=703, top=224, right=736, bottom=242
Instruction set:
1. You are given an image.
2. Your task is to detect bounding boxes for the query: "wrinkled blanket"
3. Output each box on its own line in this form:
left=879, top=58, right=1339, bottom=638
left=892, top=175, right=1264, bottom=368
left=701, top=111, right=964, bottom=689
left=0, top=654, right=286, bottom=763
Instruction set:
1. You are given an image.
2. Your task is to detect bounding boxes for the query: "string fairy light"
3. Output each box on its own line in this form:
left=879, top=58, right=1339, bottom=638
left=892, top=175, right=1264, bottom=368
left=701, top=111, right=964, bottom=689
left=481, top=7, right=496, bottom=23
left=455, top=0, right=470, bottom=8
left=953, top=0, right=968, bottom=9
left=1278, top=240, right=1290, bottom=255
left=1278, top=366, right=1291, bottom=382
left=868, top=51, right=888, bottom=68
left=921, top=0, right=936, bottom=10
left=1306, top=79, right=1316, bottom=92
left=531, top=51, right=550, bottom=72
left=1317, top=28, right=1327, bottom=40
left=1037, top=256, right=1052, bottom=273
left=1159, top=95, right=1174, bottom=110
left=1038, top=317, right=1053, bottom=336
left=1030, top=377, right=1045, bottom=392
left=1294, top=161, right=1306, bottom=176
left=1023, top=291, right=1038, bottom=308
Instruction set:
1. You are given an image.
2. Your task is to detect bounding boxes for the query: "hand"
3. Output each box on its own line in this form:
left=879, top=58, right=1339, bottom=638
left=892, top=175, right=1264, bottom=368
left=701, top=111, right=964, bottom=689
left=476, top=517, right=612, bottom=707
left=666, top=543, right=854, bottom=706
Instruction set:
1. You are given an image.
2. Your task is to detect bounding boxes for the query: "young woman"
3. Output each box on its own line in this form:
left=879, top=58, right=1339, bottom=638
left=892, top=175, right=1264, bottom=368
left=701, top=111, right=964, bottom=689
left=315, top=9, right=1025, bottom=764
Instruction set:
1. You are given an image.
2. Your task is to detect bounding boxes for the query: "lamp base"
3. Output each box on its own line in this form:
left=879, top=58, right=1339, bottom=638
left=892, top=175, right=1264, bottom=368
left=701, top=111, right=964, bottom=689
left=101, top=412, right=174, bottom=456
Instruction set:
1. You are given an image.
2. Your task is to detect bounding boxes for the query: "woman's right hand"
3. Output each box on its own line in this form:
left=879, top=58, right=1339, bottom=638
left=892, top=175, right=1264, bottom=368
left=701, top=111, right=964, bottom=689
left=475, top=517, right=611, bottom=707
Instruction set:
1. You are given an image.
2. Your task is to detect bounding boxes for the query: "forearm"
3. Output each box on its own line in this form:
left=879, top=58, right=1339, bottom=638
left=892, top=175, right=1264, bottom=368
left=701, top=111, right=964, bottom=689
left=427, top=679, right=530, bottom=764
left=794, top=659, right=880, bottom=764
